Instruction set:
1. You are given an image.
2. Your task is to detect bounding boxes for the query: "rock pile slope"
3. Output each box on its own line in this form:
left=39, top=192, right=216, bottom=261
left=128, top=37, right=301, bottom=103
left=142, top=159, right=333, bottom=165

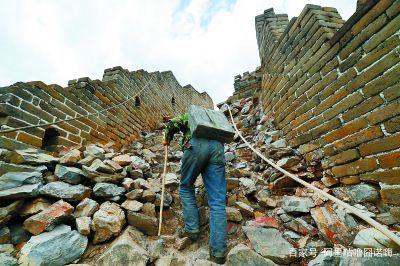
left=0, top=96, right=399, bottom=265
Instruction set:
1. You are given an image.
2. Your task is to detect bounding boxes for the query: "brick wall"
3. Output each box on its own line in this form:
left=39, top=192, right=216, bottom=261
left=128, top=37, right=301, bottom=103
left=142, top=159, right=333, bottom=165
left=256, top=1, right=400, bottom=203
left=0, top=66, right=213, bottom=151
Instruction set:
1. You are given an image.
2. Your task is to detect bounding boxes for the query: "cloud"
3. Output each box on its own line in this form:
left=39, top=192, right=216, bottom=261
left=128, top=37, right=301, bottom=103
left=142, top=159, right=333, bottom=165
left=0, top=0, right=357, bottom=104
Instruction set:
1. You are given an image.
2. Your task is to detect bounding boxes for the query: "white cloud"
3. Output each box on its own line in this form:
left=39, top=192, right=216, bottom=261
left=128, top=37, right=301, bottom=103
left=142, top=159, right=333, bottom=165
left=0, top=0, right=357, bottom=104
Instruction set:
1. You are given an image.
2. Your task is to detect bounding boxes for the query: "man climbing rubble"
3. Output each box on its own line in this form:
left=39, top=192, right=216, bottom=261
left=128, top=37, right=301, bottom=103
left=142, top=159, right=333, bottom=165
left=162, top=112, right=228, bottom=264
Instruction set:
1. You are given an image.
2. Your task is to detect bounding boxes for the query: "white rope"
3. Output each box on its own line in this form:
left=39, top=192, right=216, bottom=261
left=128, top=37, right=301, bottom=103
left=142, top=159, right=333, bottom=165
left=224, top=103, right=400, bottom=247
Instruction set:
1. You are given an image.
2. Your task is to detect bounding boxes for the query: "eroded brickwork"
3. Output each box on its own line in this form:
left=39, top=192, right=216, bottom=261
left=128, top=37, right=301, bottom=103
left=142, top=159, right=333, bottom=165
left=255, top=1, right=400, bottom=202
left=0, top=66, right=213, bottom=151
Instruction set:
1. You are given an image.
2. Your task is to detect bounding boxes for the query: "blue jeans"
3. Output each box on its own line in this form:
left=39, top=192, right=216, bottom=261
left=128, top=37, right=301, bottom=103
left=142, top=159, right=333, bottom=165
left=180, top=137, right=227, bottom=257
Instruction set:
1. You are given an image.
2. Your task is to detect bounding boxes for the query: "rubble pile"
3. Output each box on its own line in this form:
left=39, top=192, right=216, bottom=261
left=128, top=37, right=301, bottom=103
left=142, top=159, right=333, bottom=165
left=0, top=96, right=399, bottom=265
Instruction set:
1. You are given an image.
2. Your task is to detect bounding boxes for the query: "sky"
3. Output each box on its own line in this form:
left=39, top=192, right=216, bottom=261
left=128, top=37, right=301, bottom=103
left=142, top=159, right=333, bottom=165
left=0, top=0, right=357, bottom=105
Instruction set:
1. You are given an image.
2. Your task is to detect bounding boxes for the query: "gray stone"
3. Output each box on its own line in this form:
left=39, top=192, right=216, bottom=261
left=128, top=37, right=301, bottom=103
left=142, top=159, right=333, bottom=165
left=142, top=203, right=156, bottom=217
left=92, top=202, right=125, bottom=244
left=54, top=164, right=83, bottom=184
left=353, top=228, right=398, bottom=250
left=0, top=200, right=24, bottom=226
left=0, top=253, right=17, bottom=266
left=276, top=157, right=301, bottom=168
left=154, top=193, right=173, bottom=208
left=84, top=144, right=105, bottom=158
left=0, top=244, right=15, bottom=256
left=142, top=189, right=156, bottom=202
left=239, top=177, right=256, bottom=195
left=225, top=152, right=236, bottom=162
left=282, top=230, right=302, bottom=239
left=4, top=149, right=58, bottom=165
left=309, top=251, right=400, bottom=266
left=0, top=227, right=10, bottom=244
left=375, top=212, right=397, bottom=226
left=9, top=224, right=31, bottom=244
left=226, top=207, right=242, bottom=222
left=0, top=162, right=47, bottom=176
left=332, top=184, right=379, bottom=203
left=126, top=189, right=143, bottom=200
left=0, top=183, right=42, bottom=200
left=149, top=239, right=164, bottom=262
left=86, top=159, right=114, bottom=174
left=226, top=243, right=277, bottom=266
left=284, top=218, right=319, bottom=236
left=165, top=173, right=179, bottom=189
left=19, top=225, right=87, bottom=266
left=74, top=198, right=99, bottom=217
left=281, top=195, right=315, bottom=213
left=93, top=183, right=125, bottom=200
left=129, top=169, right=144, bottom=179
left=127, top=211, right=158, bottom=236
left=270, top=139, right=287, bottom=148
left=0, top=171, right=43, bottom=190
left=96, top=233, right=149, bottom=266
left=235, top=201, right=254, bottom=217
left=242, top=226, right=295, bottom=264
left=121, top=200, right=143, bottom=212
left=39, top=181, right=91, bottom=202
left=76, top=216, right=91, bottom=235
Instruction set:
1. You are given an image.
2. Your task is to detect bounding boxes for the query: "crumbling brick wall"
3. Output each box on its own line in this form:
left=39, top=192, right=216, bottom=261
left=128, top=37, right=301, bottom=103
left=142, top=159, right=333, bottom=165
left=0, top=66, right=213, bottom=151
left=256, top=1, right=400, bottom=203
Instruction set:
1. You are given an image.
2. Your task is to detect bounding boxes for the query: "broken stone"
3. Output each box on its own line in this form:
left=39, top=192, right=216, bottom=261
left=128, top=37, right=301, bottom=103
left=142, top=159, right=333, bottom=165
left=23, top=200, right=74, bottom=235
left=129, top=169, right=144, bottom=179
left=353, top=228, right=398, bottom=250
left=104, top=159, right=123, bottom=172
left=142, top=203, right=157, bottom=217
left=390, top=207, right=400, bottom=222
left=20, top=197, right=51, bottom=217
left=112, top=154, right=133, bottom=166
left=54, top=164, right=83, bottom=184
left=78, top=155, right=96, bottom=166
left=0, top=227, right=10, bottom=244
left=226, top=243, right=277, bottom=266
left=165, top=173, right=179, bottom=189
left=5, top=149, right=58, bottom=165
left=282, top=230, right=302, bottom=240
left=126, top=189, right=143, bottom=200
left=74, top=198, right=99, bottom=217
left=59, top=149, right=82, bottom=165
left=242, top=226, right=295, bottom=264
left=235, top=201, right=254, bottom=217
left=19, top=225, right=87, bottom=265
left=84, top=144, right=105, bottom=158
left=154, top=193, right=173, bottom=208
left=332, top=183, right=379, bottom=203
left=0, top=171, right=43, bottom=191
left=225, top=152, right=236, bottom=162
left=93, top=182, right=125, bottom=200
left=127, top=211, right=158, bottom=236
left=0, top=244, right=15, bottom=256
left=91, top=202, right=125, bottom=244
left=284, top=218, right=319, bottom=236
left=380, top=183, right=400, bottom=204
left=270, top=139, right=287, bottom=149
left=121, top=200, right=143, bottom=212
left=96, top=232, right=149, bottom=266
left=0, top=253, right=17, bottom=266
left=122, top=177, right=135, bottom=191
left=0, top=183, right=42, bottom=200
left=281, top=196, right=315, bottom=214
left=0, top=200, right=24, bottom=226
left=239, top=177, right=256, bottom=195
left=39, top=181, right=91, bottom=202
left=309, top=251, right=400, bottom=266
left=87, top=159, right=114, bottom=174
left=142, top=189, right=156, bottom=202
left=226, top=207, right=242, bottom=222
left=311, top=205, right=354, bottom=245
left=9, top=224, right=31, bottom=245
left=76, top=216, right=91, bottom=235
left=276, top=157, right=301, bottom=168
left=226, top=178, right=240, bottom=191
left=149, top=239, right=164, bottom=262
left=0, top=162, right=47, bottom=176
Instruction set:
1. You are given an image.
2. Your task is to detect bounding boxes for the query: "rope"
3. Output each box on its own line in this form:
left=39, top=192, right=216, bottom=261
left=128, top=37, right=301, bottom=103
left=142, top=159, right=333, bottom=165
left=0, top=76, right=156, bottom=134
left=158, top=145, right=169, bottom=236
left=224, top=103, right=400, bottom=247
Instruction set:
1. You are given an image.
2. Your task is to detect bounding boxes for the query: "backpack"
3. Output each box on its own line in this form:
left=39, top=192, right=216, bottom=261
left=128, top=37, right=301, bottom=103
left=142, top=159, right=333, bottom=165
left=188, top=105, right=235, bottom=143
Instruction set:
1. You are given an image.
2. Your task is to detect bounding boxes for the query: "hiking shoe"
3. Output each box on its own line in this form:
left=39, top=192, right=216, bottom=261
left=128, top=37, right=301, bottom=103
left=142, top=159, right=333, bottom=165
left=176, top=228, right=200, bottom=242
left=210, top=254, right=226, bottom=264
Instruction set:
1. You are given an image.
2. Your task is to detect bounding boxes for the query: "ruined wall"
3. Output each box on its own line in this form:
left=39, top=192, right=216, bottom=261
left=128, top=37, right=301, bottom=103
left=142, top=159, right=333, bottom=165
left=0, top=66, right=213, bottom=151
left=226, top=67, right=262, bottom=104
left=256, top=1, right=400, bottom=203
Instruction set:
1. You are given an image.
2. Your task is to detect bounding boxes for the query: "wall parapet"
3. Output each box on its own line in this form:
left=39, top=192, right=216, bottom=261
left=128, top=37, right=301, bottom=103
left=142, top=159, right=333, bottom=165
left=256, top=0, right=400, bottom=202
left=0, top=67, right=213, bottom=151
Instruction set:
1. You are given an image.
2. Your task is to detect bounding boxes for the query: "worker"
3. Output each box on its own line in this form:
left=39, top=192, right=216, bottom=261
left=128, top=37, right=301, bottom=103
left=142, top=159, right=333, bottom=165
left=162, top=113, right=227, bottom=264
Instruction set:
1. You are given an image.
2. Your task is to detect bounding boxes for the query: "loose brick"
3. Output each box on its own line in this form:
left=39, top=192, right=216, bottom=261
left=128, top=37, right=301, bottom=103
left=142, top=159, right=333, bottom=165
left=331, top=158, right=378, bottom=178
left=360, top=133, right=400, bottom=156
left=361, top=169, right=400, bottom=184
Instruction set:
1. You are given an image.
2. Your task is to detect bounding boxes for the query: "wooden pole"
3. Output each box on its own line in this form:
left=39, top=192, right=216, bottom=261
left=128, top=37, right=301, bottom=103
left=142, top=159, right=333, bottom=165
left=158, top=145, right=168, bottom=236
